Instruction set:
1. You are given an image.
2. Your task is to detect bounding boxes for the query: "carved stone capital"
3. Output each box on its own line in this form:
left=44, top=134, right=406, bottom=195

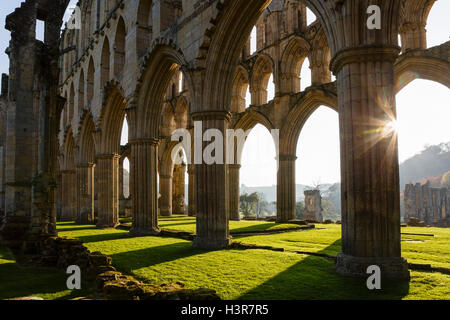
left=330, top=45, right=400, bottom=74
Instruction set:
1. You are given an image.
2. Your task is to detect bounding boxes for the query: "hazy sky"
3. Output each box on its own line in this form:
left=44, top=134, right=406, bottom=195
left=0, top=1, right=448, bottom=186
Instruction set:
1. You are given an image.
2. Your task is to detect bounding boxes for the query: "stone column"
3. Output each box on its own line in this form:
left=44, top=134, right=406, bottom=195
left=159, top=174, right=172, bottom=216
left=172, top=162, right=186, bottom=215
left=96, top=154, right=119, bottom=228
left=228, top=164, right=241, bottom=221
left=399, top=22, right=426, bottom=52
left=277, top=155, right=296, bottom=222
left=60, top=170, right=77, bottom=221
left=129, top=139, right=160, bottom=235
left=331, top=46, right=409, bottom=279
left=310, top=61, right=331, bottom=85
left=192, top=111, right=231, bottom=250
left=76, top=163, right=95, bottom=224
left=187, top=164, right=196, bottom=216
left=118, top=158, right=124, bottom=200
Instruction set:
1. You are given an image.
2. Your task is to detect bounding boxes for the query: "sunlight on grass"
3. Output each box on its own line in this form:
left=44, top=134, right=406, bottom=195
left=56, top=221, right=450, bottom=300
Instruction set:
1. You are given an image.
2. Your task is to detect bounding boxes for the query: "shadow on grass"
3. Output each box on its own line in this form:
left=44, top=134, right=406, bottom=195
left=231, top=223, right=298, bottom=234
left=108, top=242, right=203, bottom=273
left=73, top=231, right=130, bottom=244
left=56, top=226, right=98, bottom=233
left=159, top=221, right=196, bottom=228
left=239, top=241, right=410, bottom=300
left=0, top=246, right=94, bottom=300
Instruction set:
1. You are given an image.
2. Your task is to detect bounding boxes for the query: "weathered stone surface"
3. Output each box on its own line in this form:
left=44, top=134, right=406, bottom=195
left=404, top=182, right=449, bottom=227
left=304, top=190, right=323, bottom=222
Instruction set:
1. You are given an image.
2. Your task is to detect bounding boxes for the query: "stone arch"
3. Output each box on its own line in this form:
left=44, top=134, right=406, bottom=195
left=251, top=53, right=275, bottom=105
left=231, top=65, right=249, bottom=113
left=394, top=55, right=450, bottom=93
left=136, top=0, right=153, bottom=57
left=399, top=0, right=436, bottom=51
left=62, top=90, right=68, bottom=128
left=100, top=37, right=111, bottom=89
left=77, top=111, right=97, bottom=165
left=280, top=88, right=338, bottom=156
left=97, top=82, right=127, bottom=154
left=233, top=110, right=275, bottom=165
left=69, top=82, right=75, bottom=124
left=87, top=56, right=95, bottom=105
left=61, top=127, right=76, bottom=171
left=136, top=42, right=191, bottom=139
left=59, top=127, right=77, bottom=221
left=159, top=141, right=187, bottom=216
left=160, top=102, right=176, bottom=137
left=201, top=0, right=272, bottom=112
left=78, top=69, right=85, bottom=117
left=113, top=16, right=126, bottom=77
left=174, top=96, right=188, bottom=129
left=280, top=36, right=310, bottom=93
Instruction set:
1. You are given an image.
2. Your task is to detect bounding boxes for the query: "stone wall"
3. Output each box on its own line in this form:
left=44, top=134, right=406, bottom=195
left=303, top=190, right=323, bottom=222
left=404, top=182, right=449, bottom=226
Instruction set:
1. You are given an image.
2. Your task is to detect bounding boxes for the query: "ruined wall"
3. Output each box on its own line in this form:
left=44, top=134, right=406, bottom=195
left=303, top=190, right=323, bottom=222
left=404, top=182, right=449, bottom=226
left=0, top=0, right=69, bottom=251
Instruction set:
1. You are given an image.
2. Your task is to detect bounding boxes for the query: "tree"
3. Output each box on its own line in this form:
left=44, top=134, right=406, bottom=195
left=240, top=192, right=259, bottom=216
left=322, top=199, right=340, bottom=221
left=442, top=171, right=450, bottom=188
left=296, top=201, right=305, bottom=220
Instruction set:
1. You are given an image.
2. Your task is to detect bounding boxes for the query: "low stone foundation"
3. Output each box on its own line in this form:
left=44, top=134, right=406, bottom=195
left=26, top=236, right=220, bottom=300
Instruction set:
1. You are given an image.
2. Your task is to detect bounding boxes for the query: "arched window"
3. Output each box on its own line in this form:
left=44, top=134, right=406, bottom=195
left=300, top=58, right=311, bottom=92
left=250, top=26, right=257, bottom=54
left=100, top=37, right=110, bottom=88
left=114, top=17, right=126, bottom=77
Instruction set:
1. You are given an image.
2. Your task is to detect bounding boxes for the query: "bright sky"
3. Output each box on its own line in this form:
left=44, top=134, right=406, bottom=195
left=0, top=1, right=448, bottom=186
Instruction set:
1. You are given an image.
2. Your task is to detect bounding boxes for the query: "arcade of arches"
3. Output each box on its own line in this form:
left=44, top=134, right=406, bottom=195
left=0, top=0, right=449, bottom=281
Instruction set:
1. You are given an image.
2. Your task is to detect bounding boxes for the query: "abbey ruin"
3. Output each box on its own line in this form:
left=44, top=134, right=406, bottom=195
left=0, top=0, right=449, bottom=282
left=404, top=182, right=449, bottom=227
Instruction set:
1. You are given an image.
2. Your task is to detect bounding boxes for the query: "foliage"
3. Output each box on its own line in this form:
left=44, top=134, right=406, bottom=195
left=296, top=201, right=305, bottom=220
left=321, top=199, right=340, bottom=221
left=240, top=192, right=259, bottom=216
left=442, top=171, right=450, bottom=188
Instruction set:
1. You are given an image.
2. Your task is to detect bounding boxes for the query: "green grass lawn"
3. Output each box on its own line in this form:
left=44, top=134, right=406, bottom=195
left=120, top=216, right=303, bottom=234
left=0, top=244, right=95, bottom=300
left=54, top=220, right=450, bottom=300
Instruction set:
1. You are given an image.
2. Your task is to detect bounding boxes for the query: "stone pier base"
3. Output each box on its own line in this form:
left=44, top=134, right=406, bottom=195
left=192, top=236, right=232, bottom=250
left=336, top=253, right=410, bottom=280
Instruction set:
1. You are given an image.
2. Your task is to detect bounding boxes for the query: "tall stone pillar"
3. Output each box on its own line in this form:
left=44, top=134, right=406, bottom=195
left=172, top=162, right=186, bottom=215
left=228, top=164, right=241, bottom=221
left=60, top=170, right=77, bottom=221
left=277, top=155, right=296, bottom=222
left=192, top=111, right=231, bottom=250
left=129, top=139, right=160, bottom=235
left=96, top=154, right=119, bottom=228
left=187, top=164, right=196, bottom=216
left=118, top=158, right=124, bottom=200
left=331, top=46, right=409, bottom=279
left=76, top=163, right=95, bottom=224
left=159, top=174, right=172, bottom=216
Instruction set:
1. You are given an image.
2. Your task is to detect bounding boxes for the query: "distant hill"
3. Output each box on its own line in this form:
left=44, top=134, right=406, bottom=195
left=399, top=142, right=450, bottom=190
